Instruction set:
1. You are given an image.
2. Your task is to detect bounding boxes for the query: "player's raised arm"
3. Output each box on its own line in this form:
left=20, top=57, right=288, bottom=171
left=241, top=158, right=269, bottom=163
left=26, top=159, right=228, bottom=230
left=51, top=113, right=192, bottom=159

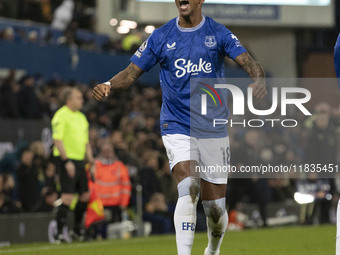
left=92, top=62, right=144, bottom=101
left=234, top=52, right=267, bottom=99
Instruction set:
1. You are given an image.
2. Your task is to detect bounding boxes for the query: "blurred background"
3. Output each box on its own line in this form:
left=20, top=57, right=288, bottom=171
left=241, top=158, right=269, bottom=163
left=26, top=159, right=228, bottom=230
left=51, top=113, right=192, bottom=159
left=0, top=0, right=339, bottom=245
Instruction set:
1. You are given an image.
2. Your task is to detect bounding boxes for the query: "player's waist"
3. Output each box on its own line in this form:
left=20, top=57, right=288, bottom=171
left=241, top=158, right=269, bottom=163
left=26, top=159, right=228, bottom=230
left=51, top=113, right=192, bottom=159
left=160, top=120, right=228, bottom=138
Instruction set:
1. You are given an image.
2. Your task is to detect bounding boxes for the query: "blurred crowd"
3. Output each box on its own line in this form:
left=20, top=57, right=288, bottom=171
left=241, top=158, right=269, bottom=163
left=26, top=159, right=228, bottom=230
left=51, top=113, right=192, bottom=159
left=0, top=70, right=340, bottom=233
left=0, top=23, right=143, bottom=54
left=0, top=0, right=144, bottom=54
left=0, top=0, right=95, bottom=30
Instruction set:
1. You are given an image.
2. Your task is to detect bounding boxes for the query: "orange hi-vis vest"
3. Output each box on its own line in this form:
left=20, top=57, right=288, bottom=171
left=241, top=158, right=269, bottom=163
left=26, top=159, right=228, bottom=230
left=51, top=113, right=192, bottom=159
left=94, top=160, right=131, bottom=207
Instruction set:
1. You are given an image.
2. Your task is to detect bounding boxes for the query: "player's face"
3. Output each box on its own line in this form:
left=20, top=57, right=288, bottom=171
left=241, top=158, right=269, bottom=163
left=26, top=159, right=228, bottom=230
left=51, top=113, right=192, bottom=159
left=175, top=0, right=204, bottom=17
left=69, top=89, right=84, bottom=110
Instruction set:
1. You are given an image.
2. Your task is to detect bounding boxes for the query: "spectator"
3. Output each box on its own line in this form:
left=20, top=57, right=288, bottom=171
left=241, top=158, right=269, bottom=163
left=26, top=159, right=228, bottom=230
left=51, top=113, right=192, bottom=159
left=228, top=130, right=269, bottom=227
left=296, top=174, right=335, bottom=224
left=27, top=30, right=38, bottom=43
left=0, top=69, right=20, bottom=118
left=138, top=150, right=161, bottom=205
left=302, top=103, right=337, bottom=224
left=94, top=142, right=131, bottom=223
left=89, top=127, right=100, bottom=157
left=17, top=75, right=41, bottom=119
left=110, top=130, right=130, bottom=163
left=39, top=86, right=59, bottom=118
left=305, top=102, right=337, bottom=165
left=0, top=142, right=30, bottom=202
left=44, top=160, right=58, bottom=190
left=2, top=174, right=16, bottom=198
left=143, top=192, right=172, bottom=234
left=137, top=150, right=173, bottom=233
left=2, top=27, right=14, bottom=41
left=36, top=187, right=58, bottom=212
left=91, top=141, right=131, bottom=238
left=29, top=141, right=50, bottom=191
left=157, top=158, right=177, bottom=207
left=17, top=148, right=41, bottom=212
left=51, top=0, right=75, bottom=31
left=0, top=173, right=21, bottom=213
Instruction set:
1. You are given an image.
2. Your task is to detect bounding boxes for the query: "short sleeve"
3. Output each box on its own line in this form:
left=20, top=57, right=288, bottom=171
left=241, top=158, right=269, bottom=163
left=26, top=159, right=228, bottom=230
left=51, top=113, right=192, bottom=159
left=51, top=113, right=65, bottom=140
left=130, top=32, right=159, bottom=72
left=222, top=29, right=247, bottom=60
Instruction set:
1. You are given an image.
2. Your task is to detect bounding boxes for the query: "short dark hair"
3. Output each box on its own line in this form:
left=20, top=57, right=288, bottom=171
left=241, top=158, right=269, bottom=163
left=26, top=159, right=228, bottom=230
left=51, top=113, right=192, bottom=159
left=59, top=87, right=74, bottom=105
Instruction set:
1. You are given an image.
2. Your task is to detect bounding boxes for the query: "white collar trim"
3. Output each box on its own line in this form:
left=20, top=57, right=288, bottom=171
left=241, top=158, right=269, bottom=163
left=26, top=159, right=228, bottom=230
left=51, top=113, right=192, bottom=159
left=176, top=15, right=205, bottom=32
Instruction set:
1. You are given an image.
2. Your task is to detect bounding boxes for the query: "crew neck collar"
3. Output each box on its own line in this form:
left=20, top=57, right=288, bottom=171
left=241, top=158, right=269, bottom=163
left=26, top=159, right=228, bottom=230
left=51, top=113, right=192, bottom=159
left=176, top=15, right=205, bottom=32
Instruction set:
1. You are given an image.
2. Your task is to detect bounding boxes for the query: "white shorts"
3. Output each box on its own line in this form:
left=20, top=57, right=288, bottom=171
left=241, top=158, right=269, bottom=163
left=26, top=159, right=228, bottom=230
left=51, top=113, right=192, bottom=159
left=162, top=134, right=230, bottom=184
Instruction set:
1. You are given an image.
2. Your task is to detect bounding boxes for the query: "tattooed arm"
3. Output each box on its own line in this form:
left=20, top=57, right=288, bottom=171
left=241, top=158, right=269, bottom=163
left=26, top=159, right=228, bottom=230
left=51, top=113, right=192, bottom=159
left=234, top=52, right=267, bottom=99
left=92, top=63, right=144, bottom=101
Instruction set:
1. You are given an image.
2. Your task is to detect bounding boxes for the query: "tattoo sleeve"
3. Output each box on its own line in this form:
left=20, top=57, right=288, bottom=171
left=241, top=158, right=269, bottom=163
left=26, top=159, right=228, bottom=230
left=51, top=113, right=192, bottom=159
left=108, top=63, right=144, bottom=90
left=234, top=53, right=265, bottom=82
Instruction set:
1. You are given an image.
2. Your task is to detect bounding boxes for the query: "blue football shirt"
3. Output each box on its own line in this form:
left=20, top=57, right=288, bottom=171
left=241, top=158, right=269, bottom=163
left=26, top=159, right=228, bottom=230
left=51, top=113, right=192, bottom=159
left=334, top=33, right=340, bottom=89
left=130, top=16, right=247, bottom=137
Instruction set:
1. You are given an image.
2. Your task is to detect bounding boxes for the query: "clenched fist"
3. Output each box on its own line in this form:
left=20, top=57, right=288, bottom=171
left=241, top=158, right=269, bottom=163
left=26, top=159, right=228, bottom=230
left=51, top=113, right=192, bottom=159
left=92, top=83, right=111, bottom=101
